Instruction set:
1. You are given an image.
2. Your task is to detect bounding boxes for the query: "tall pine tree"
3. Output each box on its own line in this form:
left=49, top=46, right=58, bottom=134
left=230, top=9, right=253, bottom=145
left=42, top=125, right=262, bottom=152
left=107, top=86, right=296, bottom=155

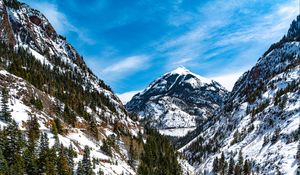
left=81, top=145, right=93, bottom=175
left=57, top=144, right=72, bottom=175
left=0, top=87, right=12, bottom=122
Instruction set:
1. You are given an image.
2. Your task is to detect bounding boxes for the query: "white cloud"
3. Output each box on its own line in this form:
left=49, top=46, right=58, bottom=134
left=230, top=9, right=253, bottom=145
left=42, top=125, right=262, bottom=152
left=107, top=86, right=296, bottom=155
left=209, top=71, right=245, bottom=91
left=117, top=90, right=141, bottom=104
left=157, top=0, right=298, bottom=71
left=103, top=55, right=149, bottom=74
left=215, top=1, right=298, bottom=47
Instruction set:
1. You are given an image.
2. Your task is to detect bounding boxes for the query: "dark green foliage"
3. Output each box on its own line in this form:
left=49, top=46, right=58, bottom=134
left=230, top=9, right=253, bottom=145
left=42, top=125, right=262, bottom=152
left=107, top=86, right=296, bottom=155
left=0, top=42, right=116, bottom=130
left=238, top=150, right=243, bottom=168
left=0, top=87, right=12, bottom=122
left=271, top=127, right=281, bottom=144
left=1, top=121, right=25, bottom=174
left=24, top=116, right=40, bottom=175
left=219, top=152, right=226, bottom=175
left=137, top=128, right=181, bottom=175
left=297, top=139, right=300, bottom=174
left=212, top=157, right=219, bottom=174
left=0, top=119, right=84, bottom=175
left=29, top=97, right=43, bottom=110
left=78, top=146, right=93, bottom=175
left=57, top=144, right=72, bottom=175
left=27, top=115, right=40, bottom=144
left=230, top=130, right=241, bottom=145
left=243, top=160, right=251, bottom=175
left=76, top=161, right=84, bottom=175
left=0, top=149, right=8, bottom=174
left=227, top=157, right=234, bottom=175
left=67, top=144, right=76, bottom=174
left=54, top=118, right=63, bottom=134
left=89, top=116, right=99, bottom=140
left=101, top=138, right=113, bottom=157
left=51, top=119, right=59, bottom=140
left=62, top=106, right=76, bottom=127
left=39, top=133, right=50, bottom=173
left=128, top=137, right=138, bottom=168
left=250, top=100, right=270, bottom=117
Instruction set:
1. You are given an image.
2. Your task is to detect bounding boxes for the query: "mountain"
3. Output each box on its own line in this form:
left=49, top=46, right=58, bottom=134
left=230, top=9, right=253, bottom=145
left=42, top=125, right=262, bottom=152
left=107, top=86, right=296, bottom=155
left=180, top=16, right=300, bottom=174
left=0, top=0, right=144, bottom=174
left=126, top=66, right=227, bottom=137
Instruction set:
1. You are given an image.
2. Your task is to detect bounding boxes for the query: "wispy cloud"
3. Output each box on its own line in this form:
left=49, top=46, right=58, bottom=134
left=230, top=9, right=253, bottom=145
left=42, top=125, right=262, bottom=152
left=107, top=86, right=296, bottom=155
left=22, top=0, right=95, bottom=44
left=157, top=0, right=298, bottom=70
left=103, top=55, right=150, bottom=74
left=87, top=55, right=151, bottom=86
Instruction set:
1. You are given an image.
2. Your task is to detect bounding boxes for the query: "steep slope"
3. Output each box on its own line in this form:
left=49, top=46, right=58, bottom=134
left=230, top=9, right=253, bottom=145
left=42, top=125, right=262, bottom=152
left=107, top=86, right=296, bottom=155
left=181, top=16, right=300, bottom=174
left=126, top=67, right=227, bottom=137
left=0, top=0, right=143, bottom=174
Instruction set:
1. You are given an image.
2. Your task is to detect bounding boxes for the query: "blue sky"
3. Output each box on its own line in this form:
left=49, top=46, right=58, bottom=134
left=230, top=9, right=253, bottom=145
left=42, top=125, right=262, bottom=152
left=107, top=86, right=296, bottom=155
left=22, top=0, right=298, bottom=94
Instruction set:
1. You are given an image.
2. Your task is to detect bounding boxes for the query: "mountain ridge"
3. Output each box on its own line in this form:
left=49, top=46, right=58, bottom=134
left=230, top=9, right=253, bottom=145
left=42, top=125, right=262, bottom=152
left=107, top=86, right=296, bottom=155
left=126, top=66, right=228, bottom=136
left=180, top=15, right=300, bottom=174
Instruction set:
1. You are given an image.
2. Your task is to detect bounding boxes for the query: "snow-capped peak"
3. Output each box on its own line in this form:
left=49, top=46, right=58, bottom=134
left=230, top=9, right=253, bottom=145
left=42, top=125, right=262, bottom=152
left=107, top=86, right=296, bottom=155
left=169, top=66, right=191, bottom=75
left=167, top=66, right=212, bottom=84
left=126, top=66, right=228, bottom=135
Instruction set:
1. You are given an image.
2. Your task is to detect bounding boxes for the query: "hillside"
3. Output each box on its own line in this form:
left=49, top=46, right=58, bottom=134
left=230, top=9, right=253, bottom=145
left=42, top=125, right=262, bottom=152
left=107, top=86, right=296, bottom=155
left=0, top=0, right=144, bottom=174
left=180, top=15, right=300, bottom=174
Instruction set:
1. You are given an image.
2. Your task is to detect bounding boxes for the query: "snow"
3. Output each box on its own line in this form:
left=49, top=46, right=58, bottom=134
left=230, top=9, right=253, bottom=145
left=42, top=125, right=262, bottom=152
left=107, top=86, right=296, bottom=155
left=127, top=66, right=227, bottom=132
left=159, top=127, right=196, bottom=137
left=0, top=68, right=139, bottom=174
left=117, top=90, right=141, bottom=105
left=180, top=34, right=300, bottom=174
left=169, top=66, right=212, bottom=84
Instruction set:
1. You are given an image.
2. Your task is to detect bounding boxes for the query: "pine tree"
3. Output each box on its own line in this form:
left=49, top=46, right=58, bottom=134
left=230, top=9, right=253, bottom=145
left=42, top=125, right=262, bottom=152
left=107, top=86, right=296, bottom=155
left=2, top=121, right=25, bottom=174
left=238, top=150, right=243, bottom=167
left=243, top=160, right=251, bottom=175
left=234, top=164, right=242, bottom=175
left=101, top=139, right=112, bottom=157
left=39, top=132, right=56, bottom=174
left=89, top=117, right=98, bottom=140
left=227, top=156, right=234, bottom=175
left=23, top=115, right=40, bottom=174
left=57, top=144, right=71, bottom=175
left=219, top=152, right=225, bottom=175
left=27, top=115, right=40, bottom=144
left=212, top=157, right=219, bottom=173
left=77, top=161, right=84, bottom=175
left=46, top=147, right=58, bottom=175
left=137, top=128, right=181, bottom=175
left=128, top=138, right=137, bottom=168
left=297, top=140, right=300, bottom=175
left=0, top=87, right=12, bottom=122
left=3, top=121, right=24, bottom=169
left=24, top=147, right=39, bottom=175
left=234, top=149, right=243, bottom=175
left=67, top=144, right=76, bottom=174
left=0, top=149, right=8, bottom=174
left=82, top=145, right=93, bottom=175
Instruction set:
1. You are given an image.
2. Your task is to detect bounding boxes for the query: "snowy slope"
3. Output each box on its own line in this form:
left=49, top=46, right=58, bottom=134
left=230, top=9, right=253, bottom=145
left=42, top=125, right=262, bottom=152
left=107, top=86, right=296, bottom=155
left=126, top=66, right=227, bottom=136
left=0, top=0, right=144, bottom=174
left=181, top=16, right=300, bottom=175
left=0, top=69, right=140, bottom=174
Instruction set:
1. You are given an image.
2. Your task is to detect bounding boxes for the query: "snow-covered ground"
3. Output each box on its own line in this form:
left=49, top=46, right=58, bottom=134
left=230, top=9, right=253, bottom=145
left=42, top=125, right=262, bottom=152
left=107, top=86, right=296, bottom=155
left=159, top=127, right=196, bottom=137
